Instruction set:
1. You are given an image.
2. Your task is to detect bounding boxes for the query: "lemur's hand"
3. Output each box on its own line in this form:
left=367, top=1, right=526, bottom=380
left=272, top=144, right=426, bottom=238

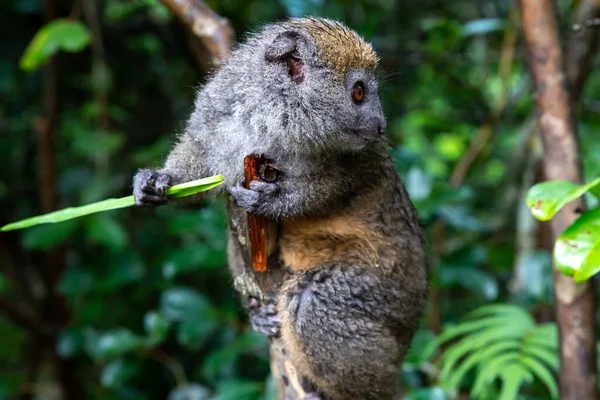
left=133, top=169, right=172, bottom=207
left=229, top=177, right=281, bottom=214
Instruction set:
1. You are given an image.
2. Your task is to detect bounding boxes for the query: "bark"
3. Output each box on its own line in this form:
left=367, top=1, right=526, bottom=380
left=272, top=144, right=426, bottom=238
left=160, top=2, right=311, bottom=398
left=228, top=200, right=315, bottom=399
left=519, top=1, right=598, bottom=398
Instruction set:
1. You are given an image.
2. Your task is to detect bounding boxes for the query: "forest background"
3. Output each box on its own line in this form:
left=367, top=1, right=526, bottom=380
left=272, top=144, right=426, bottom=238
left=1, top=0, right=599, bottom=399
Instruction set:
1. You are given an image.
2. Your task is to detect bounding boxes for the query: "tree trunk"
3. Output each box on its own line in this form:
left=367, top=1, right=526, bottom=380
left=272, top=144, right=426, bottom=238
left=519, top=1, right=598, bottom=399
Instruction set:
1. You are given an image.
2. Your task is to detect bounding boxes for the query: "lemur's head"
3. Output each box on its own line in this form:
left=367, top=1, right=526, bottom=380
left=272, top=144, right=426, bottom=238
left=253, top=17, right=386, bottom=154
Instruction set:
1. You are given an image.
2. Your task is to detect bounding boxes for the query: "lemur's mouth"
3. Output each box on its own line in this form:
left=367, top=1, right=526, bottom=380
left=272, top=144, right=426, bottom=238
left=346, top=128, right=380, bottom=141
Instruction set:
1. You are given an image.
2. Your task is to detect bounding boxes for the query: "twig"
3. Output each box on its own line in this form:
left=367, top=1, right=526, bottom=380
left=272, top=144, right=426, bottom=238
left=520, top=0, right=598, bottom=398
left=148, top=348, right=188, bottom=386
left=567, top=0, right=600, bottom=102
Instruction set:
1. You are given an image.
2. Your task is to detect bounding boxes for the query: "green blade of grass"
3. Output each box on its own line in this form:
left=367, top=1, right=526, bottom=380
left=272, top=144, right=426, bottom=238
left=1, top=175, right=224, bottom=232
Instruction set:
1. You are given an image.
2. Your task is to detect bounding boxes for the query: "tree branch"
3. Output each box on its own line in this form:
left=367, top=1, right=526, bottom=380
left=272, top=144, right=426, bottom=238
left=520, top=0, right=598, bottom=398
left=160, top=0, right=235, bottom=68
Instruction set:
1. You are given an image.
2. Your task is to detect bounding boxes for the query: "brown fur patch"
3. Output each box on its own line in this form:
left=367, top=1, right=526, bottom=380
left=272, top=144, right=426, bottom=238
left=289, top=17, right=379, bottom=78
left=278, top=185, right=384, bottom=271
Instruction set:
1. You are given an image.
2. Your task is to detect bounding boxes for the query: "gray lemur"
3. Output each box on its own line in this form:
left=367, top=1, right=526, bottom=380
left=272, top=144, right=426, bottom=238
left=133, top=17, right=428, bottom=400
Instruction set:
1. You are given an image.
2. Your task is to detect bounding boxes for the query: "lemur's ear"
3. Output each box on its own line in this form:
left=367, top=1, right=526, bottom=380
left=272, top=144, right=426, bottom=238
left=265, top=31, right=305, bottom=84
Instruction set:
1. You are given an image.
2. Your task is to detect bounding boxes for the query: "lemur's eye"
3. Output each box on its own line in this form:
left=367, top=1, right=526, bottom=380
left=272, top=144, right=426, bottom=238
left=352, top=81, right=365, bottom=104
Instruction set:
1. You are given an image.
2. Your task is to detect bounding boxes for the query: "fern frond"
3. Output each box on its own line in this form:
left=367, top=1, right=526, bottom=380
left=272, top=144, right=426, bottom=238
left=498, top=364, right=533, bottom=400
left=433, top=304, right=559, bottom=400
left=519, top=354, right=559, bottom=398
left=445, top=340, right=520, bottom=389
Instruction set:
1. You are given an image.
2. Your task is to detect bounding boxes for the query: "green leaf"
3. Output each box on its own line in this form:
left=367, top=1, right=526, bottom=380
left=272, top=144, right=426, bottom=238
left=437, top=266, right=498, bottom=300
left=85, top=215, right=128, bottom=250
left=519, top=355, right=559, bottom=399
left=514, top=250, right=553, bottom=301
left=404, top=387, right=449, bottom=400
left=101, top=358, right=140, bottom=388
left=144, top=312, right=170, bottom=346
left=471, top=354, right=519, bottom=396
left=162, top=245, right=226, bottom=278
left=201, top=331, right=268, bottom=384
left=212, top=380, right=264, bottom=400
left=440, top=324, right=527, bottom=380
left=87, top=328, right=146, bottom=361
left=176, top=318, right=218, bottom=350
left=159, top=287, right=215, bottom=322
left=56, top=327, right=85, bottom=358
left=465, top=303, right=532, bottom=320
left=577, top=240, right=600, bottom=282
left=553, top=208, right=600, bottom=280
left=461, top=18, right=506, bottom=36
left=167, top=384, right=211, bottom=400
left=445, top=340, right=521, bottom=389
left=524, top=324, right=559, bottom=348
left=159, top=287, right=219, bottom=349
left=526, top=177, right=600, bottom=221
left=20, top=19, right=91, bottom=71
left=1, top=175, right=224, bottom=231
left=435, top=304, right=559, bottom=400
left=404, top=329, right=437, bottom=365
left=498, top=364, right=532, bottom=400
left=521, top=343, right=559, bottom=370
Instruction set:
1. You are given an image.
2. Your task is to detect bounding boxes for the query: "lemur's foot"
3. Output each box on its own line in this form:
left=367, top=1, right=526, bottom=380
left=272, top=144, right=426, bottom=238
left=229, top=177, right=280, bottom=214
left=248, top=297, right=281, bottom=337
left=133, top=169, right=172, bottom=207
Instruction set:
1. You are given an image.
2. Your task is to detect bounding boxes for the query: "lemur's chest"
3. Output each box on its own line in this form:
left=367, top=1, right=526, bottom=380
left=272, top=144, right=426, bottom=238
left=277, top=186, right=390, bottom=271
left=278, top=215, right=379, bottom=271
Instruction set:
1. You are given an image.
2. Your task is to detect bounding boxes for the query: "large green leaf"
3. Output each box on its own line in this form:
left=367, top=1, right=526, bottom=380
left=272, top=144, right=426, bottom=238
left=526, top=177, right=600, bottom=221
left=553, top=208, right=600, bottom=281
left=20, top=19, right=92, bottom=71
left=1, top=175, right=223, bottom=231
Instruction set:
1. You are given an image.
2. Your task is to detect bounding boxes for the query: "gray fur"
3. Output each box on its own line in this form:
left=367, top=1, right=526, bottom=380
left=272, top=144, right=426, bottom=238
left=133, top=17, right=427, bottom=400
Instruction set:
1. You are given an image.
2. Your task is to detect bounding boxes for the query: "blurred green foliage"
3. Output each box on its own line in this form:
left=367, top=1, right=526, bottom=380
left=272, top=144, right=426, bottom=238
left=1, top=0, right=600, bottom=399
